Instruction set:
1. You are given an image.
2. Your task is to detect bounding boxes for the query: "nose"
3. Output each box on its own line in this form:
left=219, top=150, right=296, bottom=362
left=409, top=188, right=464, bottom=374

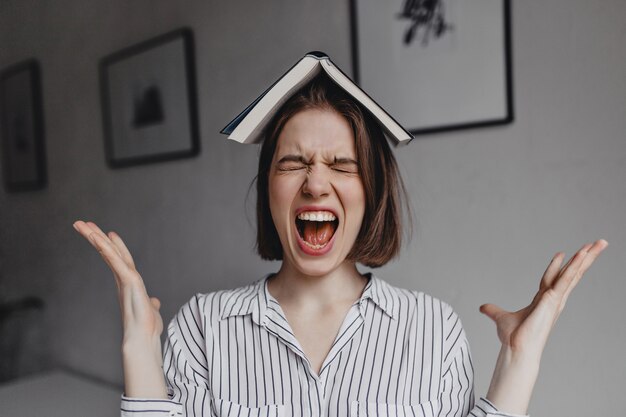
left=302, top=165, right=331, bottom=198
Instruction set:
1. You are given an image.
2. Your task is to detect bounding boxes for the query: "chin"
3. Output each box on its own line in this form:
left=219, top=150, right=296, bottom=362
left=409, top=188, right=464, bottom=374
left=284, top=238, right=354, bottom=278
left=290, top=256, right=343, bottom=278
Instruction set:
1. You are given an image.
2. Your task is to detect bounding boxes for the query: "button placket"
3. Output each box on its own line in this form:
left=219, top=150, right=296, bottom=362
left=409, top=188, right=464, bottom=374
left=317, top=303, right=365, bottom=377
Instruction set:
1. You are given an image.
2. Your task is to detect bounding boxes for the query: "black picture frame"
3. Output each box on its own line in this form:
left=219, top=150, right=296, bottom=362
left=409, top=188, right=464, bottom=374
left=99, top=27, right=200, bottom=168
left=351, top=0, right=514, bottom=136
left=0, top=59, right=47, bottom=192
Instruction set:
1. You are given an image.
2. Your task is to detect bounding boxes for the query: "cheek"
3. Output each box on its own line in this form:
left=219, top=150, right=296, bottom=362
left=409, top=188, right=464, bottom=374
left=268, top=175, right=294, bottom=224
left=267, top=180, right=282, bottom=224
left=340, top=180, right=366, bottom=230
left=352, top=195, right=366, bottom=230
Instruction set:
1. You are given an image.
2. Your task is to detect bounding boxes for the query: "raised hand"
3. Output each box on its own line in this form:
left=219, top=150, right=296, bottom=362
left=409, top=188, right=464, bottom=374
left=73, top=220, right=168, bottom=398
left=480, top=239, right=608, bottom=356
left=479, top=239, right=608, bottom=414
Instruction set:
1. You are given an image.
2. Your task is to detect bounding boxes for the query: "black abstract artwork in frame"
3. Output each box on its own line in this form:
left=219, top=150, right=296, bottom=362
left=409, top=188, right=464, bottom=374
left=100, top=28, right=200, bottom=168
left=351, top=0, right=514, bottom=136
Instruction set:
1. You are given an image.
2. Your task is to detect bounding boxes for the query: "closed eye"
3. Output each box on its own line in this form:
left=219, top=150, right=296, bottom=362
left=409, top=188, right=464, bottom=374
left=331, top=158, right=359, bottom=174
left=277, top=163, right=306, bottom=171
left=332, top=166, right=357, bottom=174
left=276, top=155, right=308, bottom=172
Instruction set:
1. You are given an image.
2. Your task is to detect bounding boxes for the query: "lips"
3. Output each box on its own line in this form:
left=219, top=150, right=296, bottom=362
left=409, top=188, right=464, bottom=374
left=294, top=208, right=339, bottom=254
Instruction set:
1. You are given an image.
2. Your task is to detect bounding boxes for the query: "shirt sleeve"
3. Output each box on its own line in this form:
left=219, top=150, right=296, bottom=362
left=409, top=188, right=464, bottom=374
left=121, top=294, right=214, bottom=417
left=438, top=305, right=529, bottom=417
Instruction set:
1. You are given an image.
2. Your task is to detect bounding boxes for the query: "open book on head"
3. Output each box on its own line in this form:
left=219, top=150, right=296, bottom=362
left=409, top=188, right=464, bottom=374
left=221, top=51, right=414, bottom=146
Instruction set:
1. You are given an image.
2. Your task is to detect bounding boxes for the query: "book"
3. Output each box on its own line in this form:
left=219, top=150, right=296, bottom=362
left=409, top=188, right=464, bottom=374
left=221, top=51, right=414, bottom=146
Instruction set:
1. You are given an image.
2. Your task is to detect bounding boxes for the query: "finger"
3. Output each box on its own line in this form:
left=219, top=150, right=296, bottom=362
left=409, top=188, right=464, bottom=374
left=479, top=303, right=506, bottom=323
left=82, top=221, right=111, bottom=241
left=79, top=222, right=136, bottom=270
left=575, top=239, right=608, bottom=278
left=561, top=239, right=608, bottom=302
left=558, top=243, right=592, bottom=277
left=150, top=297, right=161, bottom=310
left=75, top=221, right=112, bottom=252
left=89, top=232, right=135, bottom=285
left=77, top=220, right=125, bottom=260
left=73, top=220, right=97, bottom=241
left=552, top=243, right=593, bottom=296
left=108, top=231, right=137, bottom=269
left=77, top=223, right=137, bottom=290
left=540, top=252, right=565, bottom=289
left=85, top=221, right=120, bottom=251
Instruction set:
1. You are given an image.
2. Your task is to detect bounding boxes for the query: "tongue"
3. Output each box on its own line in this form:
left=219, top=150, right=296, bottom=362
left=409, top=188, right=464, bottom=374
left=303, top=221, right=334, bottom=246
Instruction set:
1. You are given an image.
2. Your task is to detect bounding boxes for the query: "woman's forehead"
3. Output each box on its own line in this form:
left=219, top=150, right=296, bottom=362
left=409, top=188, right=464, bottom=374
left=274, top=109, right=356, bottom=157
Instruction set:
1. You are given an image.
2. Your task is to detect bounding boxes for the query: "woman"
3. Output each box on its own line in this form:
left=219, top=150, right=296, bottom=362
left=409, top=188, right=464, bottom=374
left=74, top=74, right=607, bottom=417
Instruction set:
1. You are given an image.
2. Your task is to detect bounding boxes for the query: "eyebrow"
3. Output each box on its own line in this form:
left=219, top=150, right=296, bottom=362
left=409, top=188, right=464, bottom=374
left=276, top=155, right=358, bottom=165
left=332, top=157, right=358, bottom=165
left=277, top=155, right=308, bottom=164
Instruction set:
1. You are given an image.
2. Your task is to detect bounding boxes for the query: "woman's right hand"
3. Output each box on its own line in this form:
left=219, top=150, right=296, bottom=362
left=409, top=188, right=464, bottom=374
left=73, top=220, right=168, bottom=398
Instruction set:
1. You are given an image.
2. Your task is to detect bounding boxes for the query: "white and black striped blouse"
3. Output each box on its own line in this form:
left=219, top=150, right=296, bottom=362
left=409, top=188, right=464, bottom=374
left=120, top=274, right=524, bottom=417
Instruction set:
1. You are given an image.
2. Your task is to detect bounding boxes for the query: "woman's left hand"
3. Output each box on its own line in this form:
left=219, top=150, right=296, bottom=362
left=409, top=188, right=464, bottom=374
left=480, top=239, right=608, bottom=358
left=480, top=239, right=608, bottom=414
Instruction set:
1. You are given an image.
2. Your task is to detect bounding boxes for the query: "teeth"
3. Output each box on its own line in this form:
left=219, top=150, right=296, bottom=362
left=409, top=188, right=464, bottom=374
left=297, top=211, right=336, bottom=222
left=303, top=240, right=329, bottom=250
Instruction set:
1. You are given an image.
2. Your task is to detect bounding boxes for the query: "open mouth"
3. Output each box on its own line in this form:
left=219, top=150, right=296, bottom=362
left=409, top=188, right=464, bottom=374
left=295, top=210, right=339, bottom=250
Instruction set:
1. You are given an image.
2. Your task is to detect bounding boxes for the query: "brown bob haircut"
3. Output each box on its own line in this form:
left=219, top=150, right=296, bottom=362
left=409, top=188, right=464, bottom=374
left=256, top=74, right=410, bottom=268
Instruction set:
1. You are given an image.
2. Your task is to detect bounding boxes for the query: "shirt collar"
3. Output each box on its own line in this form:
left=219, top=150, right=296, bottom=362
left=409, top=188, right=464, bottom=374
left=218, top=275, right=266, bottom=325
left=359, top=273, right=398, bottom=319
left=219, top=272, right=399, bottom=324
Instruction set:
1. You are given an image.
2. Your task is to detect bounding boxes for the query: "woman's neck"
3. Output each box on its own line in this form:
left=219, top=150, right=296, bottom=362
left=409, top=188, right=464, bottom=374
left=268, top=262, right=368, bottom=311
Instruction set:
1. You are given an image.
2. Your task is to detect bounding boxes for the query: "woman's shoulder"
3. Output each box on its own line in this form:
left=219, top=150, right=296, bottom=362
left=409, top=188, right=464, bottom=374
left=173, top=276, right=266, bottom=323
left=372, top=275, right=468, bottom=359
left=370, top=274, right=454, bottom=308
left=370, top=274, right=460, bottom=323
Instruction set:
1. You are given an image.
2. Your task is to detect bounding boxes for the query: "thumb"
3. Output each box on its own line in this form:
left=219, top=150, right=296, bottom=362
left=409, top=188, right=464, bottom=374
left=150, top=297, right=161, bottom=310
left=479, top=303, right=505, bottom=322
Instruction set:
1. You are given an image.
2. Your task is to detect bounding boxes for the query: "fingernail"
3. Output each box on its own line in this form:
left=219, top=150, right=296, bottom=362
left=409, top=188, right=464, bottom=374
left=73, top=222, right=79, bottom=232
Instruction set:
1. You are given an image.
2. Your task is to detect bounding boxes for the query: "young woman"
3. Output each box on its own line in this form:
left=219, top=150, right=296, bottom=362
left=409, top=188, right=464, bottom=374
left=74, top=75, right=607, bottom=417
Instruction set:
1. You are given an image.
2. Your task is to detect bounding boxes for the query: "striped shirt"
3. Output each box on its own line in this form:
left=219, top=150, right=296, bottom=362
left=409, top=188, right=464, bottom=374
left=120, top=274, right=525, bottom=417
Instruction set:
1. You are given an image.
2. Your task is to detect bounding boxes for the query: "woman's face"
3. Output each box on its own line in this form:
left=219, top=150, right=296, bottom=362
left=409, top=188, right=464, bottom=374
left=268, top=108, right=365, bottom=277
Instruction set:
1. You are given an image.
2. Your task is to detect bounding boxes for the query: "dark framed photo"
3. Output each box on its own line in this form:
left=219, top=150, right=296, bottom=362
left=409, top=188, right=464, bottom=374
left=351, top=0, right=514, bottom=136
left=100, top=28, right=200, bottom=168
left=0, top=59, right=47, bottom=192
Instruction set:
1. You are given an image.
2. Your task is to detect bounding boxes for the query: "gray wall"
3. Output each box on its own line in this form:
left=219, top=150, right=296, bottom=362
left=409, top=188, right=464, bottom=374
left=1, top=0, right=624, bottom=415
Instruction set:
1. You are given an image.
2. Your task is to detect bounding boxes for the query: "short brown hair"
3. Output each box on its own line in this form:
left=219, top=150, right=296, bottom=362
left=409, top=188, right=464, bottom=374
left=255, top=74, right=410, bottom=268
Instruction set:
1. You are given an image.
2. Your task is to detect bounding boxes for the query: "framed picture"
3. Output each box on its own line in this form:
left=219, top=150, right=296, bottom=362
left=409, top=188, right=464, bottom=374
left=0, top=59, right=47, bottom=192
left=351, top=0, right=513, bottom=136
left=100, top=28, right=200, bottom=168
